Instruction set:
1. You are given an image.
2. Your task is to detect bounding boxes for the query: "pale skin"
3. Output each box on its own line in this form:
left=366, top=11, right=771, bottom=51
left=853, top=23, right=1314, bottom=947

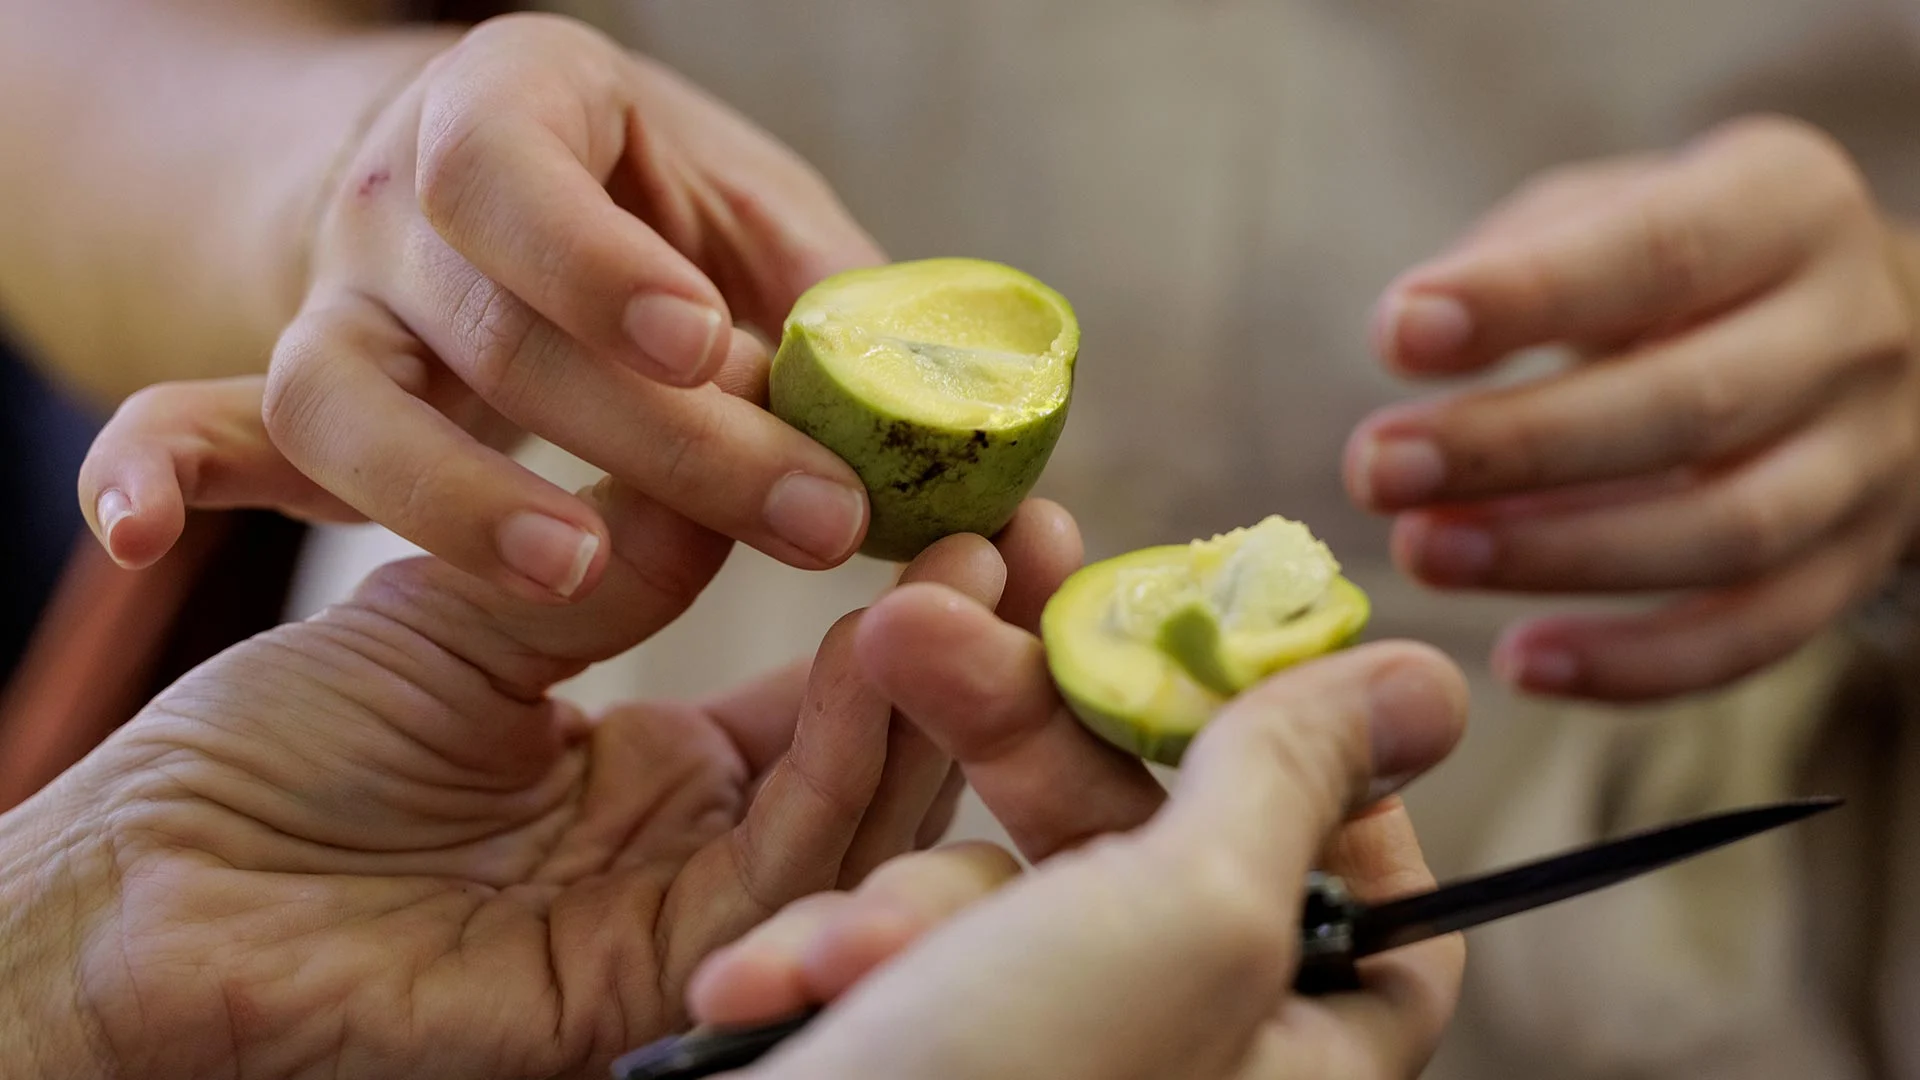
left=8, top=5, right=1918, bottom=701
left=0, top=388, right=1468, bottom=1079
left=5, top=1, right=892, bottom=607
left=1347, top=116, right=1920, bottom=701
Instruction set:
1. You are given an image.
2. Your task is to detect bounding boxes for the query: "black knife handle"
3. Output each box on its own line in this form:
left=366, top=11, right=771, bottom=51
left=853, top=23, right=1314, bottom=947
left=610, top=875, right=1362, bottom=1080
left=611, top=1007, right=821, bottom=1080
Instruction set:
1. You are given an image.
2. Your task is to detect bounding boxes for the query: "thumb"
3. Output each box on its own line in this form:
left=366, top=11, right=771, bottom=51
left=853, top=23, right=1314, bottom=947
left=1152, top=641, right=1469, bottom=900
left=347, top=478, right=731, bottom=699
left=763, top=644, right=1467, bottom=1080
left=79, top=373, right=732, bottom=699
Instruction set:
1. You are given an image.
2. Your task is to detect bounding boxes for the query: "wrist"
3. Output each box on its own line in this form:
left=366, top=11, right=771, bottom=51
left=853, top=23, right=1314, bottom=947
left=0, top=790, right=115, bottom=1079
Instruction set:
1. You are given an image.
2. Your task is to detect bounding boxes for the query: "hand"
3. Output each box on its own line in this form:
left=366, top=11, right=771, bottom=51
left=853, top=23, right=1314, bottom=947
left=17, top=381, right=1080, bottom=1079
left=685, top=593, right=1471, bottom=1080
left=83, top=13, right=890, bottom=601
left=1346, top=115, right=1920, bottom=702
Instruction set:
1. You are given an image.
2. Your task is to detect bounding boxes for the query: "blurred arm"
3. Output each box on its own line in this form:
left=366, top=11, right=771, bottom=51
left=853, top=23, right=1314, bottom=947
left=0, top=0, right=458, bottom=404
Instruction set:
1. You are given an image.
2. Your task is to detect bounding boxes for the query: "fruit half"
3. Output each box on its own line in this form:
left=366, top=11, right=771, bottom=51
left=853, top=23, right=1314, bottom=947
left=770, top=257, right=1077, bottom=561
left=1041, top=516, right=1370, bottom=765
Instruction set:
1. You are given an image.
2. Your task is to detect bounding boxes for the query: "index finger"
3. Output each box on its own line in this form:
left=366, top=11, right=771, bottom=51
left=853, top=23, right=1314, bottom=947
left=415, top=19, right=732, bottom=386
left=855, top=583, right=1167, bottom=862
left=1375, top=116, right=1867, bottom=375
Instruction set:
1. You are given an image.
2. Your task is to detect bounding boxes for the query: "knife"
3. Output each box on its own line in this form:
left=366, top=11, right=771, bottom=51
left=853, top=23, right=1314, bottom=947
left=612, top=796, right=1841, bottom=1080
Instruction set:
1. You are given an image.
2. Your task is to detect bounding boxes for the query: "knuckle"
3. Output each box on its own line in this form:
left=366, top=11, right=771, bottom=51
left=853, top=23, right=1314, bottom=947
left=383, top=451, right=454, bottom=536
left=1841, top=277, right=1913, bottom=368
left=416, top=114, right=493, bottom=236
left=114, top=382, right=183, bottom=431
left=1513, top=161, right=1601, bottom=205
left=448, top=275, right=539, bottom=400
left=1218, top=700, right=1357, bottom=823
left=1886, top=406, right=1920, bottom=471
left=1715, top=490, right=1794, bottom=576
left=261, top=345, right=329, bottom=452
left=1173, top=845, right=1296, bottom=978
left=1668, top=365, right=1745, bottom=456
left=627, top=534, right=717, bottom=614
left=655, top=399, right=728, bottom=493
left=1715, top=115, right=1872, bottom=223
left=1636, top=200, right=1714, bottom=302
left=522, top=218, right=597, bottom=312
left=1446, top=409, right=1551, bottom=492
left=1707, top=113, right=1840, bottom=166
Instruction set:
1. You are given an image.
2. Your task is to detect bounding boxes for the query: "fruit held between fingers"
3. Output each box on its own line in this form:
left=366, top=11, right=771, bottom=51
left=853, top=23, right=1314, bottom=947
left=1042, top=516, right=1371, bottom=766
left=769, top=258, right=1078, bottom=562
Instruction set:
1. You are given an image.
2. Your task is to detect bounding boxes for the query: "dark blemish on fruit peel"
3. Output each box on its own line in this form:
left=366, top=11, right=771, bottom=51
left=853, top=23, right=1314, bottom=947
left=881, top=420, right=917, bottom=450
left=356, top=167, right=393, bottom=198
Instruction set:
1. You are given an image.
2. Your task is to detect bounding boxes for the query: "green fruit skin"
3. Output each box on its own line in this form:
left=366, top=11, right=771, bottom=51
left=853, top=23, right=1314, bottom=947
left=1043, top=554, right=1371, bottom=768
left=1058, top=690, right=1198, bottom=768
left=770, top=326, right=1073, bottom=562
left=1054, top=628, right=1367, bottom=768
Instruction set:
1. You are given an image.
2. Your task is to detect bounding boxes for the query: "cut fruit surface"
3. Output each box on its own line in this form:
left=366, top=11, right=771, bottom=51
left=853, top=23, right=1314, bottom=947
left=772, top=258, right=1077, bottom=561
left=1041, top=516, right=1371, bottom=765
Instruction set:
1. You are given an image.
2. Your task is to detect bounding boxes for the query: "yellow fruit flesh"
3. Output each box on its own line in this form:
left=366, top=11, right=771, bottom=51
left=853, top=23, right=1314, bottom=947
left=788, top=259, right=1074, bottom=429
left=1042, top=516, right=1370, bottom=765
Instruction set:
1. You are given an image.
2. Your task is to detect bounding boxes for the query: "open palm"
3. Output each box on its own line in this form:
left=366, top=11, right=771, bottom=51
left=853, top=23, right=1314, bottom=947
left=45, top=484, right=1076, bottom=1079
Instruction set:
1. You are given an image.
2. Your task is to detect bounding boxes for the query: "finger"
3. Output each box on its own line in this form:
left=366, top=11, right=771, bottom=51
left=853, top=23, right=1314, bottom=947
left=1233, top=803, right=1462, bottom=1080
left=416, top=18, right=731, bottom=386
left=1153, top=644, right=1468, bottom=899
left=768, top=650, right=1462, bottom=1080
left=688, top=842, right=1020, bottom=1026
left=1347, top=258, right=1907, bottom=511
left=266, top=293, right=615, bottom=602
left=390, top=253, right=870, bottom=569
left=1320, top=799, right=1464, bottom=1008
left=721, top=534, right=1007, bottom=914
left=1490, top=505, right=1910, bottom=700
left=833, top=498, right=1084, bottom=877
left=914, top=765, right=967, bottom=849
left=1451, top=156, right=1657, bottom=250
left=712, top=325, right=773, bottom=404
left=1392, top=378, right=1914, bottom=591
left=347, top=477, right=731, bottom=703
left=77, top=376, right=361, bottom=569
left=834, top=712, right=953, bottom=887
left=1373, top=116, right=1871, bottom=374
left=683, top=892, right=847, bottom=1026
left=622, top=54, right=889, bottom=334
left=990, top=498, right=1086, bottom=635
left=856, top=583, right=1167, bottom=862
left=700, top=658, right=811, bottom=775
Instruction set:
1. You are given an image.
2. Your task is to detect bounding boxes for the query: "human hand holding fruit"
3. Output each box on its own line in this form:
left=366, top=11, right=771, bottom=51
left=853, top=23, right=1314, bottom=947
left=679, top=631, right=1469, bottom=1080
left=1347, top=115, right=1920, bottom=702
left=21, top=376, right=1083, bottom=1079
left=89, top=13, right=894, bottom=603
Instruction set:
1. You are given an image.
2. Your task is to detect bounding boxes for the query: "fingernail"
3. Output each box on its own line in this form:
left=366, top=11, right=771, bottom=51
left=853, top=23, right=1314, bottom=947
left=625, top=294, right=725, bottom=384
left=1366, top=663, right=1462, bottom=783
left=1496, top=646, right=1580, bottom=694
left=97, top=489, right=132, bottom=547
left=764, top=473, right=866, bottom=564
left=1416, top=522, right=1494, bottom=585
left=1358, top=436, right=1446, bottom=507
left=497, top=512, right=599, bottom=598
left=1376, top=293, right=1474, bottom=369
